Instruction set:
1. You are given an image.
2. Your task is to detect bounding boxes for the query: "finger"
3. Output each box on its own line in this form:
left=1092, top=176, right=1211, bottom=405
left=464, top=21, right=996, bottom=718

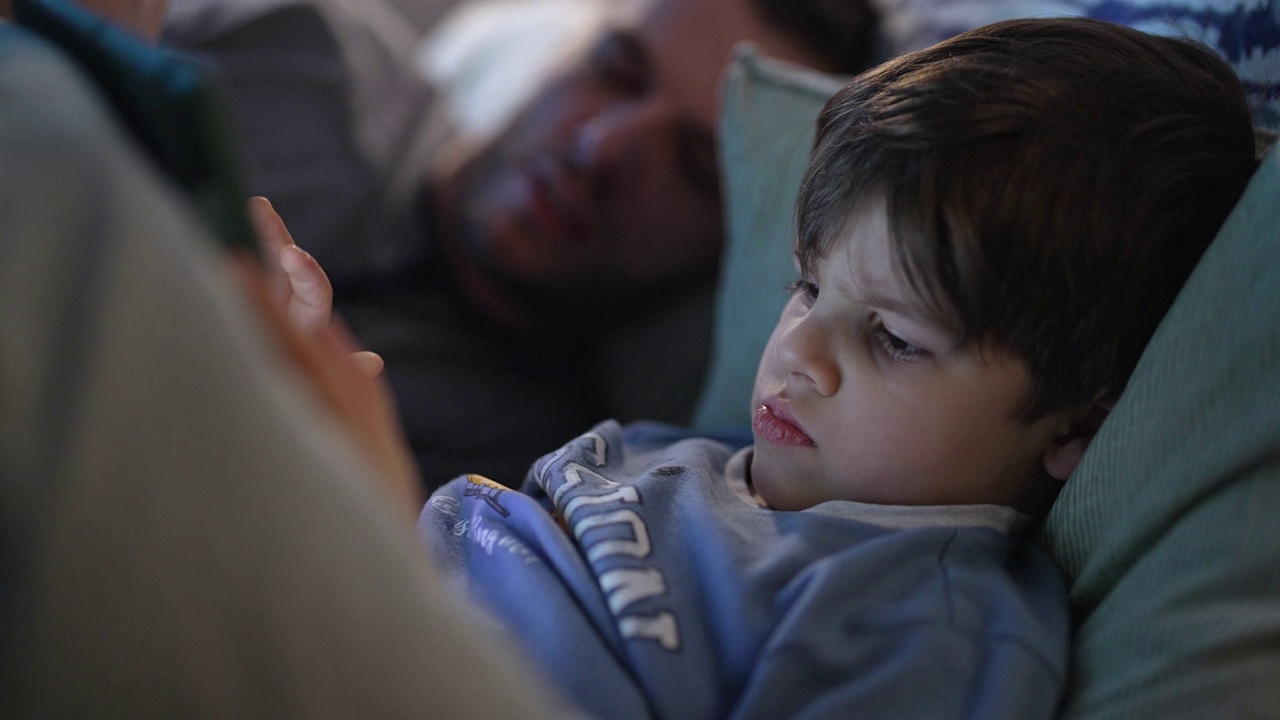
left=248, top=196, right=293, bottom=255
left=328, top=314, right=385, bottom=376
left=350, top=350, right=385, bottom=377
left=279, top=243, right=333, bottom=332
left=248, top=196, right=293, bottom=300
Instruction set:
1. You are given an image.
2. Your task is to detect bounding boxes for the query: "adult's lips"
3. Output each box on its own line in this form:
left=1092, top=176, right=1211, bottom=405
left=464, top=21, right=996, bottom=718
left=527, top=155, right=589, bottom=244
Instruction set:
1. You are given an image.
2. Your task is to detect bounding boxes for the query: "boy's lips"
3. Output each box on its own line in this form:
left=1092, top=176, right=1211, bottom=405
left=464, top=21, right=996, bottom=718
left=753, top=403, right=816, bottom=447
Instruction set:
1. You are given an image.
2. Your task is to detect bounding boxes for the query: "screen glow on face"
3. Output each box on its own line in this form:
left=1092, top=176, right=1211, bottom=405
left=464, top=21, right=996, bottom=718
left=749, top=196, right=1069, bottom=513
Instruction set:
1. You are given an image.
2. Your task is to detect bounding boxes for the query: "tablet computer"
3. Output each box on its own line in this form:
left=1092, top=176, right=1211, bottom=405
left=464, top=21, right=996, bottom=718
left=13, top=0, right=259, bottom=257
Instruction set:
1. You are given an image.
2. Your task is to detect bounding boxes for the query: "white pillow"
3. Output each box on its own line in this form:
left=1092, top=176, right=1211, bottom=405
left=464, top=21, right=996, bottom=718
left=416, top=0, right=605, bottom=138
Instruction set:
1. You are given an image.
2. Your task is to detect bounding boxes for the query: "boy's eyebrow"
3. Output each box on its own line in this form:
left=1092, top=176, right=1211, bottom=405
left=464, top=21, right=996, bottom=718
left=852, top=285, right=962, bottom=341
left=836, top=261, right=932, bottom=322
left=858, top=289, right=935, bottom=324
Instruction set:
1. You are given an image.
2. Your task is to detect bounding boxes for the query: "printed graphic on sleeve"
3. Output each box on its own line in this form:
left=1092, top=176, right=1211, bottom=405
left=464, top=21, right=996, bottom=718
left=533, top=430, right=683, bottom=652
left=464, top=473, right=512, bottom=517
left=428, top=474, right=541, bottom=564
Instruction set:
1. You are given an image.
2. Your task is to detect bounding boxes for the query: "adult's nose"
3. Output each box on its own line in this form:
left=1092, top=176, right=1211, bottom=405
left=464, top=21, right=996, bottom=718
left=566, top=99, right=666, bottom=190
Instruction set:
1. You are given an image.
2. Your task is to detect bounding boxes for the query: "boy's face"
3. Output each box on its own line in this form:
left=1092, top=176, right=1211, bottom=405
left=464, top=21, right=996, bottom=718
left=749, top=198, right=1068, bottom=513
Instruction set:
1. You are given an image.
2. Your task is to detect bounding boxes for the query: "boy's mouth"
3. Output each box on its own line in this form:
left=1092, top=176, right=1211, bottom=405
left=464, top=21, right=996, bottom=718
left=753, top=404, right=816, bottom=447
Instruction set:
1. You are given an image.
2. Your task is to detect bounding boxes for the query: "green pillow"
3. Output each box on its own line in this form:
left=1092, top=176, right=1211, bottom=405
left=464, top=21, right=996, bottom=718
left=1040, top=146, right=1280, bottom=719
left=691, top=46, right=844, bottom=430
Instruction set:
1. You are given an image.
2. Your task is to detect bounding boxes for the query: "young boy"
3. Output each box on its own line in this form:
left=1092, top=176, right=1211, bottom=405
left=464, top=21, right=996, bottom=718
left=264, top=16, right=1257, bottom=720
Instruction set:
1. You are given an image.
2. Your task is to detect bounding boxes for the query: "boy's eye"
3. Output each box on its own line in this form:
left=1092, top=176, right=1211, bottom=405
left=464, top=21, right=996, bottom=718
left=786, top=279, right=819, bottom=306
left=870, top=323, right=928, bottom=363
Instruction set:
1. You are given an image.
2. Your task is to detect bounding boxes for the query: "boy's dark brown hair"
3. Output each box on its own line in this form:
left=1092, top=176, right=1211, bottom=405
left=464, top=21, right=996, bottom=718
left=795, top=17, right=1258, bottom=420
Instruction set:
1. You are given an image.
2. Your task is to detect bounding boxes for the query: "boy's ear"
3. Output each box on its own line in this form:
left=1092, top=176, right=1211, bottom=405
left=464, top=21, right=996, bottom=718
left=1043, top=400, right=1113, bottom=481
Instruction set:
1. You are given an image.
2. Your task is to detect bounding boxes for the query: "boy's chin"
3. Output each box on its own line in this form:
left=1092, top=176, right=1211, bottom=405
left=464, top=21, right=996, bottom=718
left=747, top=451, right=800, bottom=511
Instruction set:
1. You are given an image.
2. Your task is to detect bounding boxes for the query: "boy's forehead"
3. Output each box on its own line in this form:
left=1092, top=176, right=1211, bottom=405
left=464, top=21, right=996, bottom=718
left=819, top=198, right=960, bottom=331
left=837, top=207, right=919, bottom=306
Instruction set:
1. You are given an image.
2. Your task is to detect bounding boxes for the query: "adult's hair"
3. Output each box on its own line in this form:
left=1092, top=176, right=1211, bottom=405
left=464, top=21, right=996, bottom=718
left=749, top=0, right=879, bottom=75
left=795, top=17, right=1258, bottom=420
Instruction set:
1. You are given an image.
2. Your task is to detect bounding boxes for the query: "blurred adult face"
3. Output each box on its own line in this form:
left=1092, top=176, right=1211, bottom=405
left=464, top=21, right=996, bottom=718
left=436, top=0, right=830, bottom=324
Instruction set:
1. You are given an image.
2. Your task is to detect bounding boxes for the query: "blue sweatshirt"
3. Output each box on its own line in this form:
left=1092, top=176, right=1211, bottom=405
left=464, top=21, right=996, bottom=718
left=418, top=421, right=1068, bottom=720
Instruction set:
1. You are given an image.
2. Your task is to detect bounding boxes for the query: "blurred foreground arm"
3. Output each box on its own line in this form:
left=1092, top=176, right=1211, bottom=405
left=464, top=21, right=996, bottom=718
left=0, top=27, right=565, bottom=719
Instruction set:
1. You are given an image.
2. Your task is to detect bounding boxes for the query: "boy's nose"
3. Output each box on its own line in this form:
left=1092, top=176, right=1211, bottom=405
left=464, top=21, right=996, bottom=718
left=775, top=315, right=840, bottom=398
